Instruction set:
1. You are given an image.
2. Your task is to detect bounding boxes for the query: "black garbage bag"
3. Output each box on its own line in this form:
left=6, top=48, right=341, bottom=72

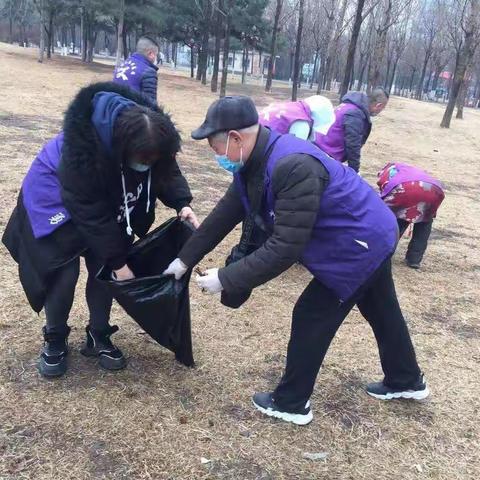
left=97, top=217, right=194, bottom=367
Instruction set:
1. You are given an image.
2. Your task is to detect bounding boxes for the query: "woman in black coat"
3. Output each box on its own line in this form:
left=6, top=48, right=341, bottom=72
left=2, top=82, right=198, bottom=377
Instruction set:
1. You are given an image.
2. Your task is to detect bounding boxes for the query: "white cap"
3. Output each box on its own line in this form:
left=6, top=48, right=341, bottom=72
left=303, top=95, right=335, bottom=134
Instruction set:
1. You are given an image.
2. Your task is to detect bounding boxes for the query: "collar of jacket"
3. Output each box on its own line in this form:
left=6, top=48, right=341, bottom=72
left=240, top=125, right=270, bottom=180
left=131, top=52, right=159, bottom=71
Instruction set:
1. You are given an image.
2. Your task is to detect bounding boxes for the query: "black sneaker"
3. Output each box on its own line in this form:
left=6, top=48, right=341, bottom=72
left=406, top=258, right=421, bottom=269
left=80, top=325, right=126, bottom=370
left=252, top=392, right=313, bottom=425
left=38, top=326, right=70, bottom=378
left=366, top=374, right=430, bottom=400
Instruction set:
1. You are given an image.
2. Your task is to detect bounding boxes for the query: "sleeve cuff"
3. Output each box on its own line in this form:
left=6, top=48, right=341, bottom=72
left=108, top=255, right=127, bottom=271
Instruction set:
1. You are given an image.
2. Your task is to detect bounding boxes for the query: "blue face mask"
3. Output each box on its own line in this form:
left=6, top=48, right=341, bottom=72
left=129, top=161, right=151, bottom=172
left=215, top=135, right=244, bottom=174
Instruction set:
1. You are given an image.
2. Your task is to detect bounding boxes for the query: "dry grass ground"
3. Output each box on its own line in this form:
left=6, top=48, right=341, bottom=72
left=0, top=42, right=479, bottom=480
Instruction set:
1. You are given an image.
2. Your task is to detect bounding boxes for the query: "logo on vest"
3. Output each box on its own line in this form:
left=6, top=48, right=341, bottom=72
left=354, top=239, right=369, bottom=250
left=49, top=212, right=66, bottom=225
left=115, top=60, right=137, bottom=81
left=269, top=210, right=275, bottom=221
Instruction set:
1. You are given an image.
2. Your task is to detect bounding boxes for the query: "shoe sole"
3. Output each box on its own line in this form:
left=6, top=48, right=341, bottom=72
left=81, top=348, right=127, bottom=371
left=252, top=399, right=313, bottom=425
left=38, top=358, right=67, bottom=378
left=367, top=386, right=430, bottom=401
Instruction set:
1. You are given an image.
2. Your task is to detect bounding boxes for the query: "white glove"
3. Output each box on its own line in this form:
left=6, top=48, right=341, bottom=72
left=196, top=268, right=223, bottom=294
left=163, top=258, right=188, bottom=280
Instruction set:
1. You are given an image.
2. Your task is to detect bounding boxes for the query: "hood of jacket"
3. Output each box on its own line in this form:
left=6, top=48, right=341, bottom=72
left=341, top=91, right=371, bottom=123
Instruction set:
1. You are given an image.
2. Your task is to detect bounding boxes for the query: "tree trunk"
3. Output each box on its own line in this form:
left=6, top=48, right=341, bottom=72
left=388, top=57, right=399, bottom=94
left=310, top=49, right=319, bottom=89
left=357, top=53, right=369, bottom=92
left=46, top=11, right=54, bottom=59
left=196, top=46, right=203, bottom=81
left=368, top=0, right=394, bottom=91
left=241, top=46, right=248, bottom=84
left=408, top=67, right=416, bottom=93
left=339, top=0, right=366, bottom=98
left=220, top=3, right=232, bottom=97
left=70, top=23, right=75, bottom=53
left=441, top=3, right=478, bottom=128
left=291, top=0, right=305, bottom=101
left=266, top=0, right=283, bottom=92
left=415, top=51, right=430, bottom=100
left=456, top=77, right=469, bottom=119
left=81, top=8, right=87, bottom=62
left=38, top=0, right=45, bottom=63
left=8, top=10, right=13, bottom=43
left=431, top=67, right=442, bottom=92
left=190, top=45, right=195, bottom=78
left=325, top=0, right=348, bottom=91
left=316, top=53, right=327, bottom=93
left=201, top=53, right=208, bottom=85
left=115, top=0, right=125, bottom=67
left=122, top=27, right=129, bottom=59
left=211, top=0, right=223, bottom=93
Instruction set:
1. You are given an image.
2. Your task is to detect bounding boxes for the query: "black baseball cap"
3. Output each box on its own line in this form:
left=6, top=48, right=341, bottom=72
left=191, top=96, right=259, bottom=140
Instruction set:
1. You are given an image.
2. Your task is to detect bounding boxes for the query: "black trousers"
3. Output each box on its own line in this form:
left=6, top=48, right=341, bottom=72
left=398, top=218, right=433, bottom=265
left=273, top=259, right=421, bottom=412
left=44, top=251, right=112, bottom=335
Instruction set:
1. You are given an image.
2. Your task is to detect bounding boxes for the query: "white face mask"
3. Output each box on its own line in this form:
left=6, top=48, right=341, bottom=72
left=129, top=161, right=150, bottom=172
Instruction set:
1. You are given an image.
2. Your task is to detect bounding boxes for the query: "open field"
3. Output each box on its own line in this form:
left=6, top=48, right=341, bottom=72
left=0, top=42, right=479, bottom=479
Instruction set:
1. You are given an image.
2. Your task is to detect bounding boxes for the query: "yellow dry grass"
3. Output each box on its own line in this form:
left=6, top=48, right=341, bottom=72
left=0, top=42, right=479, bottom=480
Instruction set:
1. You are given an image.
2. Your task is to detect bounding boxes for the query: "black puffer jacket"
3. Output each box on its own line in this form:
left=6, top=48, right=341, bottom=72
left=341, top=92, right=372, bottom=172
left=59, top=81, right=192, bottom=269
left=179, top=126, right=329, bottom=293
left=2, top=82, right=192, bottom=312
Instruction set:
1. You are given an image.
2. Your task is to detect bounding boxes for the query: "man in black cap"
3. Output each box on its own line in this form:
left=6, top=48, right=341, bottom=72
left=163, top=96, right=428, bottom=426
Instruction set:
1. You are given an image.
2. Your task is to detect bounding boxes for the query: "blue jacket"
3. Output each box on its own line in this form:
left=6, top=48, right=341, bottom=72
left=113, top=53, right=159, bottom=104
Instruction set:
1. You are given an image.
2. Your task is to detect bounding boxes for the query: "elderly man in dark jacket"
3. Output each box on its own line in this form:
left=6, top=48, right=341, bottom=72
left=164, top=96, right=428, bottom=426
left=113, top=36, right=160, bottom=104
left=316, top=88, right=389, bottom=172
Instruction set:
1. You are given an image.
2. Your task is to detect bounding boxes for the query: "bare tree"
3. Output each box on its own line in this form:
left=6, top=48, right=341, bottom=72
left=324, top=0, right=348, bottom=91
left=211, top=0, right=223, bottom=92
left=115, top=0, right=125, bottom=67
left=292, top=0, right=305, bottom=100
left=265, top=0, right=283, bottom=92
left=220, top=0, right=232, bottom=97
left=368, top=0, right=413, bottom=91
left=441, top=0, right=480, bottom=128
left=386, top=12, right=410, bottom=94
left=415, top=2, right=445, bottom=100
left=339, top=0, right=380, bottom=97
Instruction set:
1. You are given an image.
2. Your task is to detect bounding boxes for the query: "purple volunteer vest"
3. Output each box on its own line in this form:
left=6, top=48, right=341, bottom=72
left=22, top=133, right=71, bottom=238
left=378, top=163, right=444, bottom=198
left=259, top=100, right=313, bottom=134
left=113, top=53, right=151, bottom=93
left=314, top=102, right=359, bottom=161
left=235, top=130, right=398, bottom=301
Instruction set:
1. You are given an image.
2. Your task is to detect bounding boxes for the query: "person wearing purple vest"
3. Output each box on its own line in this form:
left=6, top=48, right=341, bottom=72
left=315, top=88, right=389, bottom=172
left=259, top=95, right=335, bottom=142
left=113, top=36, right=159, bottom=105
left=163, top=96, right=429, bottom=426
left=2, top=82, right=198, bottom=378
left=377, top=162, right=445, bottom=269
